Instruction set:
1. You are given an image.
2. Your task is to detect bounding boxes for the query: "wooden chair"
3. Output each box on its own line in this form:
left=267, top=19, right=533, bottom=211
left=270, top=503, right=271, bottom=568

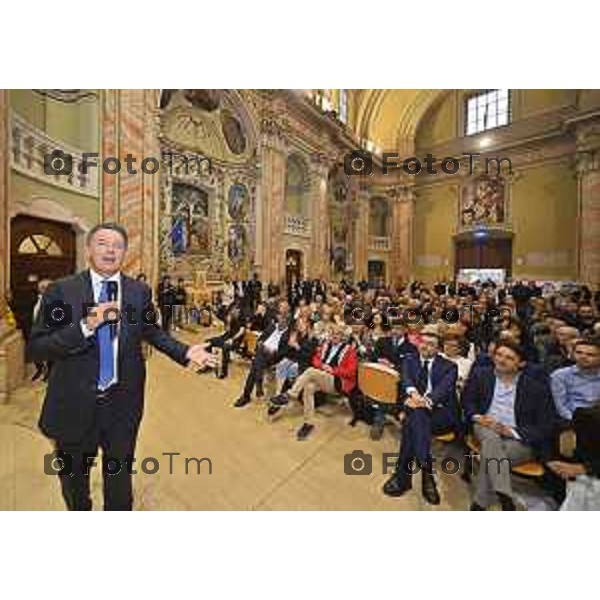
left=243, top=330, right=260, bottom=358
left=465, top=434, right=545, bottom=478
left=357, top=362, right=399, bottom=405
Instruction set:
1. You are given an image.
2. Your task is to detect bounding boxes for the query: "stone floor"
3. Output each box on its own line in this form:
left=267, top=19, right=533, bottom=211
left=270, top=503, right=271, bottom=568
left=1, top=329, right=481, bottom=511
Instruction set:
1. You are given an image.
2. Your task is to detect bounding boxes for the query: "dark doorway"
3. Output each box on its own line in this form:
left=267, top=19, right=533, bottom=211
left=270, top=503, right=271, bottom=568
left=455, top=234, right=512, bottom=276
left=285, top=249, right=303, bottom=289
left=368, top=260, right=386, bottom=286
left=10, top=215, right=77, bottom=336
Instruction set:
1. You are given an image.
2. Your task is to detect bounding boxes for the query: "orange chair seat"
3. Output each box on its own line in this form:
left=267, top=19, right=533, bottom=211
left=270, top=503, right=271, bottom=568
left=465, top=435, right=544, bottom=478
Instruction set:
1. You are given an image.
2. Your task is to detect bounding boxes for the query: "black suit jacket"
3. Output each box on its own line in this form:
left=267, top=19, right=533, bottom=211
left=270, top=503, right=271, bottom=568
left=28, top=270, right=190, bottom=445
left=372, top=336, right=419, bottom=372
left=257, top=323, right=291, bottom=360
left=461, top=366, right=557, bottom=456
left=402, top=353, right=459, bottom=417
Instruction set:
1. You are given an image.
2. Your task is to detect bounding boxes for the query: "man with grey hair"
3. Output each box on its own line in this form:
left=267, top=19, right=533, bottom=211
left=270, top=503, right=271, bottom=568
left=29, top=222, right=215, bottom=511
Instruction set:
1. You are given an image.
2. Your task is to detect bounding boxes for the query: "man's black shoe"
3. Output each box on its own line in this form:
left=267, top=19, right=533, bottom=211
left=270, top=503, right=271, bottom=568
left=31, top=365, right=45, bottom=382
left=370, top=421, right=384, bottom=441
left=267, top=404, right=282, bottom=417
left=270, top=393, right=290, bottom=407
left=382, top=474, right=412, bottom=497
left=469, top=502, right=486, bottom=511
left=296, top=422, right=314, bottom=440
left=497, top=492, right=516, bottom=511
left=233, top=396, right=251, bottom=408
left=421, top=471, right=441, bottom=505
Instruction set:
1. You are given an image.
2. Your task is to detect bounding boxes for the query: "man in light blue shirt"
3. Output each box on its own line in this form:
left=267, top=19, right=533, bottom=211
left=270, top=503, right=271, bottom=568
left=551, top=337, right=600, bottom=422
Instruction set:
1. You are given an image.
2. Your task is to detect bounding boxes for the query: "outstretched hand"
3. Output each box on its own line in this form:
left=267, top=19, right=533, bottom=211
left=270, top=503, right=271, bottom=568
left=186, top=344, right=217, bottom=369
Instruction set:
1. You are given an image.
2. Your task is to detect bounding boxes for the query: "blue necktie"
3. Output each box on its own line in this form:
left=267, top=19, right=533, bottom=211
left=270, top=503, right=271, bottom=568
left=97, top=280, right=115, bottom=390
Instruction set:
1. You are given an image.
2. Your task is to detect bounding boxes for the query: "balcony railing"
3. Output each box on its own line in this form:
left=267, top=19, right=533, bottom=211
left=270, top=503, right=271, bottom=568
left=284, top=214, right=311, bottom=237
left=9, top=112, right=99, bottom=197
left=368, top=236, right=391, bottom=251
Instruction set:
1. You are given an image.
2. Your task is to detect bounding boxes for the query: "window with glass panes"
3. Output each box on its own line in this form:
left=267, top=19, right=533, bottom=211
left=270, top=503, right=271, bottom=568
left=465, top=90, right=510, bottom=136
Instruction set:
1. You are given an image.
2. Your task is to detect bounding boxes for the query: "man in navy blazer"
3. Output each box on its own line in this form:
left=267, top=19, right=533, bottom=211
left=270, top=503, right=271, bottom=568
left=368, top=321, right=419, bottom=440
left=28, top=223, right=214, bottom=511
left=462, top=340, right=557, bottom=510
left=383, top=325, right=459, bottom=505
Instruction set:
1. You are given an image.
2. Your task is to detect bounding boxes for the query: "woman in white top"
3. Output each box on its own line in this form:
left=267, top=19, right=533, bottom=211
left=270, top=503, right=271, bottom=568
left=442, top=337, right=474, bottom=391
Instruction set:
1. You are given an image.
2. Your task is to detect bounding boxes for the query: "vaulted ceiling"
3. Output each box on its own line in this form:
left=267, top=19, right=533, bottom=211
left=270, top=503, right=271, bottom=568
left=353, top=89, right=450, bottom=153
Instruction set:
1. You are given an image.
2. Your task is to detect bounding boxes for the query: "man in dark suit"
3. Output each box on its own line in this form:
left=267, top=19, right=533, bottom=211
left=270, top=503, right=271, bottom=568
left=383, top=325, right=459, bottom=505
left=247, top=273, right=263, bottom=312
left=233, top=308, right=290, bottom=407
left=368, top=320, right=419, bottom=440
left=462, top=340, right=557, bottom=510
left=28, top=223, right=214, bottom=511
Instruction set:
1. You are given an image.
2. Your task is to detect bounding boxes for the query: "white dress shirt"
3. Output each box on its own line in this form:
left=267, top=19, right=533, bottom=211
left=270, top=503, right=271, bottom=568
left=81, top=269, right=121, bottom=388
left=263, top=325, right=286, bottom=354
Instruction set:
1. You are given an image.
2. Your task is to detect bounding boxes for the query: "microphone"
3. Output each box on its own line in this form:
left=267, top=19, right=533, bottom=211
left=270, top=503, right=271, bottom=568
left=106, top=280, right=119, bottom=337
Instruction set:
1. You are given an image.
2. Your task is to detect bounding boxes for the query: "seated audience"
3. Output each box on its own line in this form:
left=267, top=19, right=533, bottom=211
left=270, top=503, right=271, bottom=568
left=368, top=320, right=419, bottom=440
left=202, top=306, right=246, bottom=379
left=462, top=340, right=557, bottom=510
left=382, top=325, right=459, bottom=505
left=551, top=336, right=600, bottom=423
left=542, top=325, right=579, bottom=373
left=233, top=309, right=290, bottom=408
left=268, top=324, right=358, bottom=440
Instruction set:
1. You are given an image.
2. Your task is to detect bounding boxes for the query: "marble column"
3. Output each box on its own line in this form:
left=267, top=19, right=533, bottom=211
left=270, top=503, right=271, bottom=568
left=100, top=89, right=161, bottom=285
left=259, top=121, right=287, bottom=284
left=354, top=186, right=370, bottom=282
left=309, top=157, right=331, bottom=280
left=391, top=185, right=415, bottom=287
left=576, top=120, right=600, bottom=285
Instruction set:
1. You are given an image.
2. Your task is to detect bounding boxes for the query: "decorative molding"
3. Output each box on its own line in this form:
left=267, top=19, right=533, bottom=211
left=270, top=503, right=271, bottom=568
left=284, top=213, right=311, bottom=237
left=368, top=236, right=391, bottom=251
left=9, top=112, right=99, bottom=198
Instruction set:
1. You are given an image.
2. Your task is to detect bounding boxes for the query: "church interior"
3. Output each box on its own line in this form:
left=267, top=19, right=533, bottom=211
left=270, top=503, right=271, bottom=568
left=1, top=88, right=600, bottom=511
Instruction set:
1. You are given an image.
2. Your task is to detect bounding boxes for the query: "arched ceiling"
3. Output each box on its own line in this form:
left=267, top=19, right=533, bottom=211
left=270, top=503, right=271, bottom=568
left=354, top=89, right=450, bottom=153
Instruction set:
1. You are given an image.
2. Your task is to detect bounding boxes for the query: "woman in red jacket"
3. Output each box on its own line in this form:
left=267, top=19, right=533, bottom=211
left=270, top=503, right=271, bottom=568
left=269, top=323, right=358, bottom=440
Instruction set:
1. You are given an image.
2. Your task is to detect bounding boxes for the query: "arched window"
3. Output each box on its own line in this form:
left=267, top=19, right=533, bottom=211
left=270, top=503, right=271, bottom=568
left=17, top=233, right=64, bottom=256
left=369, top=197, right=390, bottom=238
left=285, top=155, right=309, bottom=216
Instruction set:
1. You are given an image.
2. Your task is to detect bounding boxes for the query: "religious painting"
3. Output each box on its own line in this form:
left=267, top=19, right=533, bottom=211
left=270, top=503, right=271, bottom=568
left=460, top=175, right=506, bottom=227
left=331, top=246, right=347, bottom=274
left=228, top=183, right=248, bottom=220
left=221, top=110, right=247, bottom=155
left=227, top=224, right=246, bottom=263
left=171, top=183, right=210, bottom=256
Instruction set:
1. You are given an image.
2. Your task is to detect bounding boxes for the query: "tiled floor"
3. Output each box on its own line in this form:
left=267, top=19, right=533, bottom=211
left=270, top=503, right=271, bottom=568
left=0, top=330, right=475, bottom=511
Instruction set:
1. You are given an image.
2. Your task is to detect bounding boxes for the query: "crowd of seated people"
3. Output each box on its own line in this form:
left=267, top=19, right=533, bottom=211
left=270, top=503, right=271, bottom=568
left=196, top=276, right=600, bottom=510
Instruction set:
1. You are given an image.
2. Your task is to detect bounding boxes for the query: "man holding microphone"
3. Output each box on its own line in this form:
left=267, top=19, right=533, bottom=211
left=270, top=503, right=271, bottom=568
left=29, top=222, right=214, bottom=511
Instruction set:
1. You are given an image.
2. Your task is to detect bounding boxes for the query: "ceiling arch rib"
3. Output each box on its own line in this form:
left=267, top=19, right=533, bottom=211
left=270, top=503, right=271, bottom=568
left=355, top=89, right=449, bottom=155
